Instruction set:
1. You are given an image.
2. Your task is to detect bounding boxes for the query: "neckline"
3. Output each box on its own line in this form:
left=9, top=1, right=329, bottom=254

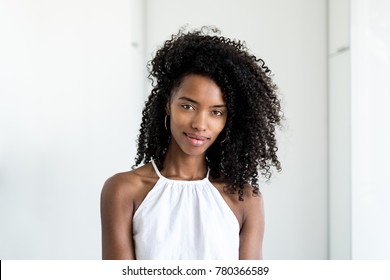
left=151, top=159, right=210, bottom=183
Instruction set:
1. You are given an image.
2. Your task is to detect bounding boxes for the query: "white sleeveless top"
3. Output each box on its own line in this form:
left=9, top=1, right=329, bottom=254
left=132, top=160, right=240, bottom=260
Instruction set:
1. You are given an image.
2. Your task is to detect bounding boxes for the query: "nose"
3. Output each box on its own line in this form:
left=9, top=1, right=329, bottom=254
left=191, top=112, right=207, bottom=131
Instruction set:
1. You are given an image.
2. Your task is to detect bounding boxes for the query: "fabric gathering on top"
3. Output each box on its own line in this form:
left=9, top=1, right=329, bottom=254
left=132, top=159, right=240, bottom=260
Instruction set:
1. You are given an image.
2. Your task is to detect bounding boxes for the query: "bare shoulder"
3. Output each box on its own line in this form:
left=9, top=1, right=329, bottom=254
left=101, top=163, right=159, bottom=211
left=241, top=184, right=264, bottom=205
left=101, top=170, right=139, bottom=202
left=211, top=177, right=263, bottom=206
left=240, top=185, right=264, bottom=220
left=210, top=177, right=262, bottom=226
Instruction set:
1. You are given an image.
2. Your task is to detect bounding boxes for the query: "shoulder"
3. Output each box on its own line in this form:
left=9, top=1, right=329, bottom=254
left=212, top=177, right=263, bottom=209
left=101, top=171, right=138, bottom=200
left=240, top=185, right=264, bottom=220
left=210, top=178, right=263, bottom=226
left=101, top=163, right=158, bottom=209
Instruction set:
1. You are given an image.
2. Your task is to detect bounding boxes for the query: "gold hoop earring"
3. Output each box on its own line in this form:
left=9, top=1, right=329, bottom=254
left=164, top=115, right=169, bottom=131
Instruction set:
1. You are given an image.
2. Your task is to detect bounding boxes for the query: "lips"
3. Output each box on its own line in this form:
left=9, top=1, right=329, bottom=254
left=184, top=133, right=210, bottom=147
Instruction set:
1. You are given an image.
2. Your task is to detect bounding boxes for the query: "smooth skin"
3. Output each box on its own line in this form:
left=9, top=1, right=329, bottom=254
left=100, top=74, right=265, bottom=260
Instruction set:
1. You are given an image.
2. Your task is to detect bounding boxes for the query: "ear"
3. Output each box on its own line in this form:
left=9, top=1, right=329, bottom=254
left=165, top=103, right=171, bottom=116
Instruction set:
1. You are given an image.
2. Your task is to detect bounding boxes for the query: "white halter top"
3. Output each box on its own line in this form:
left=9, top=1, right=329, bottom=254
left=132, top=160, right=240, bottom=260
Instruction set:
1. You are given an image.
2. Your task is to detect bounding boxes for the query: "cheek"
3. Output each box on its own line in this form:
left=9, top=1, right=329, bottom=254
left=213, top=119, right=227, bottom=134
left=170, top=112, right=188, bottom=130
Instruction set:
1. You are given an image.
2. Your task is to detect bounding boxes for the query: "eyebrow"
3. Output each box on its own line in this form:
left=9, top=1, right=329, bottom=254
left=178, top=96, right=226, bottom=108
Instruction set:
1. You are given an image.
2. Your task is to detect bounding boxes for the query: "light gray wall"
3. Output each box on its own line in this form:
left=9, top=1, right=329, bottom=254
left=145, top=0, right=328, bottom=259
left=328, top=0, right=351, bottom=260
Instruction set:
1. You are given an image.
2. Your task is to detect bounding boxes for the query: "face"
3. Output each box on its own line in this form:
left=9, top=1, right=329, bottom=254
left=167, top=74, right=227, bottom=157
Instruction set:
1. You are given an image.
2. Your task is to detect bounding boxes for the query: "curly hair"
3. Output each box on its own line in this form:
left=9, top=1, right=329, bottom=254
left=134, top=27, right=282, bottom=200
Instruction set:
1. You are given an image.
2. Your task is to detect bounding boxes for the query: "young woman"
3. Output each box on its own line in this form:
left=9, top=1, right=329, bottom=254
left=100, top=27, right=282, bottom=260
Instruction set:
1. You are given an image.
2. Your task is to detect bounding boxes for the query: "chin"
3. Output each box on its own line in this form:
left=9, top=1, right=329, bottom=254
left=183, top=148, right=207, bottom=157
left=180, top=143, right=210, bottom=157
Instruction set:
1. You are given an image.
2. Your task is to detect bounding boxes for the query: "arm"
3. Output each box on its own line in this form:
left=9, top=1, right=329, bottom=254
left=100, top=175, right=135, bottom=259
left=239, top=192, right=265, bottom=260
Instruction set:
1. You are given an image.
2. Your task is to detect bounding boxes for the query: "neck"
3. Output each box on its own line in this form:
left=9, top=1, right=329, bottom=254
left=161, top=140, right=208, bottom=180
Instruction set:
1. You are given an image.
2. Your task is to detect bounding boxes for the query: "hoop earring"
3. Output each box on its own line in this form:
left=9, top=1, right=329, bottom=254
left=164, top=115, right=169, bottom=131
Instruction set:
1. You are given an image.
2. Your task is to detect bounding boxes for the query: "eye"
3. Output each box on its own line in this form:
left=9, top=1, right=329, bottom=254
left=181, top=104, right=194, bottom=110
left=212, top=110, right=224, bottom=116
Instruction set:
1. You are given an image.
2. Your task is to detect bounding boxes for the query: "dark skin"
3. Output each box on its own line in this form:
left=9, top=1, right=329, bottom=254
left=100, top=74, right=265, bottom=260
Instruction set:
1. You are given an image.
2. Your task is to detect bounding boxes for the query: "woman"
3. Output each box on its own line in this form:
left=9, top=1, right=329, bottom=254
left=100, top=27, right=282, bottom=260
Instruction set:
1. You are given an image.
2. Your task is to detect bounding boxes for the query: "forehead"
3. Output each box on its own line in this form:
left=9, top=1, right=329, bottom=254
left=171, top=74, right=224, bottom=104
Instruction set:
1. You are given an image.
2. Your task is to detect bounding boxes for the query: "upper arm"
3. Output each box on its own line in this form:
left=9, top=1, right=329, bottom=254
left=100, top=175, right=135, bottom=260
left=239, top=192, right=265, bottom=260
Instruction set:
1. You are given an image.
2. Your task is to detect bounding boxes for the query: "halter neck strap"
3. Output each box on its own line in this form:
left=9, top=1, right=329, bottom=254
left=151, top=159, right=210, bottom=180
left=151, top=159, right=162, bottom=178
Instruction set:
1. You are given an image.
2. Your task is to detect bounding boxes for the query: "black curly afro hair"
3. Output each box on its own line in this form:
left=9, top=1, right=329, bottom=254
left=134, top=27, right=282, bottom=200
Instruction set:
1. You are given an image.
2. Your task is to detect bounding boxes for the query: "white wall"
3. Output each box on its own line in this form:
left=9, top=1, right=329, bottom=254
left=328, top=0, right=390, bottom=260
left=145, top=0, right=328, bottom=259
left=351, top=0, right=390, bottom=259
left=0, top=0, right=144, bottom=259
